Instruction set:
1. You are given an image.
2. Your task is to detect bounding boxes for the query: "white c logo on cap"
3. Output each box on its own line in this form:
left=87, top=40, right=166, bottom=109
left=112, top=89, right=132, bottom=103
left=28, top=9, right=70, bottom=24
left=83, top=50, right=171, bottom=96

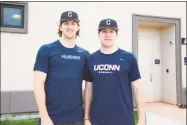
left=106, top=20, right=111, bottom=25
left=68, top=12, right=72, bottom=17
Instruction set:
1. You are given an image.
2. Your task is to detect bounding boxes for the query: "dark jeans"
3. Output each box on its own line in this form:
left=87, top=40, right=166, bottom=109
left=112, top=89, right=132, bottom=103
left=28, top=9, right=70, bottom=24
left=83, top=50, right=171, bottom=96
left=37, top=119, right=83, bottom=125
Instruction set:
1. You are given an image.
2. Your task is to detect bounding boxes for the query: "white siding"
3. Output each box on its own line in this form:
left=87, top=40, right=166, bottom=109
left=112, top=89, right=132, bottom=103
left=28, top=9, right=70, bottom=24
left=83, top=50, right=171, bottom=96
left=161, top=25, right=177, bottom=104
left=1, top=2, right=186, bottom=91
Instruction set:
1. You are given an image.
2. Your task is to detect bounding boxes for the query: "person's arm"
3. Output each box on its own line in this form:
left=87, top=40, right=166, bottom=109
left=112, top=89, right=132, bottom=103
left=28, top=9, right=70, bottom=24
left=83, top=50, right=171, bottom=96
left=33, top=71, right=48, bottom=118
left=33, top=45, right=53, bottom=125
left=83, top=51, right=93, bottom=125
left=84, top=81, right=93, bottom=123
left=132, top=79, right=146, bottom=125
left=129, top=54, right=146, bottom=125
left=33, top=71, right=53, bottom=125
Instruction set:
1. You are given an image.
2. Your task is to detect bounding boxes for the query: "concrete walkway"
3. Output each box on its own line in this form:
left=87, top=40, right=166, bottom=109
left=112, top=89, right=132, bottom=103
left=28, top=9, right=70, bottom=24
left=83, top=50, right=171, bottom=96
left=145, top=102, right=186, bottom=125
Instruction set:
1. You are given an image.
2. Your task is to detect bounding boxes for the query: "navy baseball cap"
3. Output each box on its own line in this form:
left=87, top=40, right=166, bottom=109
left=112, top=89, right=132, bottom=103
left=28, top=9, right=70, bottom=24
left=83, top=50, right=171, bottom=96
left=98, top=18, right=119, bottom=31
left=60, top=11, right=80, bottom=23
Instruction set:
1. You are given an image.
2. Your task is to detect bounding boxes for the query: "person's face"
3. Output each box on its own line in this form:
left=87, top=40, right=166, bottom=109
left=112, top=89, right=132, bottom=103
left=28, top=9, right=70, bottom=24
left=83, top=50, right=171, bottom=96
left=99, top=28, right=117, bottom=48
left=59, top=20, right=79, bottom=39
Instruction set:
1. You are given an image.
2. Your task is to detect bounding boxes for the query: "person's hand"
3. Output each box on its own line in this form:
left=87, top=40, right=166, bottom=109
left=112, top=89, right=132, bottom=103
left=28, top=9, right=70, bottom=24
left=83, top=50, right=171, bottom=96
left=41, top=116, right=54, bottom=125
left=84, top=119, right=91, bottom=125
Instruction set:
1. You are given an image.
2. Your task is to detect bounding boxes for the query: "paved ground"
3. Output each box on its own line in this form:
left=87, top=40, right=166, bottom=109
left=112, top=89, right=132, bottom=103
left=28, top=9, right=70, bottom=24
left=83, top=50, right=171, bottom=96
left=145, top=102, right=186, bottom=125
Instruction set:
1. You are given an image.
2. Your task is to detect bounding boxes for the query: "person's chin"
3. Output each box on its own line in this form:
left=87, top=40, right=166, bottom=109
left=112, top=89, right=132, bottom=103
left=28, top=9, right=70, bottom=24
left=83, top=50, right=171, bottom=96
left=104, top=42, right=112, bottom=46
left=65, top=35, right=75, bottom=39
left=103, top=44, right=113, bottom=48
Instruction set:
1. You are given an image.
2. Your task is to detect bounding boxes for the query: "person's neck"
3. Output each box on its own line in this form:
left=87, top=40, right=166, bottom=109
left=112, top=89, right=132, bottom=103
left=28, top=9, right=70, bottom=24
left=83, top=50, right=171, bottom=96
left=100, top=45, right=118, bottom=54
left=60, top=37, right=76, bottom=48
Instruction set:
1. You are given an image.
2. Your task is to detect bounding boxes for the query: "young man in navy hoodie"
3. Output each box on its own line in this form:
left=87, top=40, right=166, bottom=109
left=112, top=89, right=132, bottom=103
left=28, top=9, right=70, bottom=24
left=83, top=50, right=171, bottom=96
left=84, top=19, right=146, bottom=125
left=33, top=11, right=89, bottom=125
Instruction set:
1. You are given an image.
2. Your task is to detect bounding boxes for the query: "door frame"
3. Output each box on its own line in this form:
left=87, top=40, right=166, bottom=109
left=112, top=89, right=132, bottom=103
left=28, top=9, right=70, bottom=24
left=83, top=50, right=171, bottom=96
left=132, top=14, right=183, bottom=105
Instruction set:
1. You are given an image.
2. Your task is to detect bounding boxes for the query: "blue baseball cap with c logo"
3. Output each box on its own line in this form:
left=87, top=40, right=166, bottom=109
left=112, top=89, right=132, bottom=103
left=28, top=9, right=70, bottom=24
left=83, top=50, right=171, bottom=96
left=98, top=18, right=118, bottom=31
left=60, top=11, right=80, bottom=23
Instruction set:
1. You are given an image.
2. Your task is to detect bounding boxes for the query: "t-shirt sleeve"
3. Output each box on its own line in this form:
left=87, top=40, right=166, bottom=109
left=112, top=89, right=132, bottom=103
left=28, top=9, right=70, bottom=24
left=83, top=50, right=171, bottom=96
left=83, top=51, right=93, bottom=82
left=129, top=54, right=141, bottom=82
left=33, top=45, right=49, bottom=73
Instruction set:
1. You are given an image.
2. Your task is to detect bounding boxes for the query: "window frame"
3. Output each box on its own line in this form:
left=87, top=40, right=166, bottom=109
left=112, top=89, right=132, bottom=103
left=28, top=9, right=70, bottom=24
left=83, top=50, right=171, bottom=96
left=0, top=2, right=28, bottom=34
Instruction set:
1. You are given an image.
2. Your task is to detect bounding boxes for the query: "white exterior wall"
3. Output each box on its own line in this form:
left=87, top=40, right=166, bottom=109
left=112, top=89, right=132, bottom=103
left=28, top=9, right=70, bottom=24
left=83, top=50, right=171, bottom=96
left=161, top=25, right=177, bottom=104
left=1, top=2, right=186, bottom=91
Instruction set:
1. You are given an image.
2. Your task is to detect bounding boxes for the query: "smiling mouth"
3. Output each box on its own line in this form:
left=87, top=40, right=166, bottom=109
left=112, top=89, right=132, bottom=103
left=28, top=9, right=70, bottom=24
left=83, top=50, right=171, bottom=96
left=66, top=30, right=73, bottom=33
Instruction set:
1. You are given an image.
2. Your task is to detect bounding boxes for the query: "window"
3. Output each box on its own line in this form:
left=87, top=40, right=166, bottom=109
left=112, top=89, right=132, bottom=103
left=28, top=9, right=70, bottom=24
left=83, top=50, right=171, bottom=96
left=0, top=2, right=28, bottom=34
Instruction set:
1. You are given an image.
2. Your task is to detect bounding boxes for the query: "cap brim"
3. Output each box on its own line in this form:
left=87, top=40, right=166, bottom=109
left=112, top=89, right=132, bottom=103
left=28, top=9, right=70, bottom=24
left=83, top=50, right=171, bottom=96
left=98, top=27, right=119, bottom=31
left=60, top=19, right=80, bottom=23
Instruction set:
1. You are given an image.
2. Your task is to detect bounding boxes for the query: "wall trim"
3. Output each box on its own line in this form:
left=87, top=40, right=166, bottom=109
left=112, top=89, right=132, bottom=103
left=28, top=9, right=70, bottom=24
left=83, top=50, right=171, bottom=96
left=1, top=91, right=38, bottom=114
